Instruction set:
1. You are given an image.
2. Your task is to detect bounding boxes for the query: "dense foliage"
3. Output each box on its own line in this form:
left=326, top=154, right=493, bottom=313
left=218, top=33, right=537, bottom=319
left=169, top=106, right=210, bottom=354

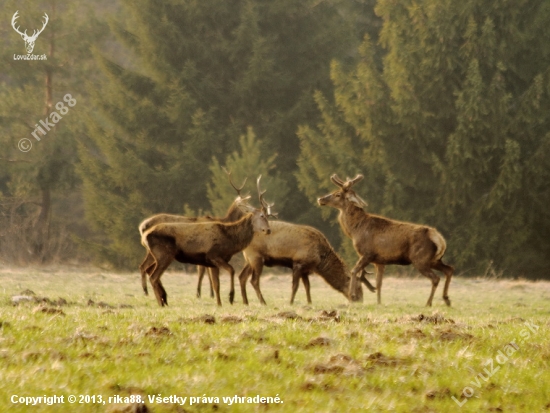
left=78, top=0, right=361, bottom=265
left=297, top=0, right=550, bottom=277
left=0, top=0, right=109, bottom=263
left=1, top=1, right=548, bottom=277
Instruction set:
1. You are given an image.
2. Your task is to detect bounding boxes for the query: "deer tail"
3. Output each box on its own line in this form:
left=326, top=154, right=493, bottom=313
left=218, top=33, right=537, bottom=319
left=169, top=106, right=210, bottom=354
left=428, top=228, right=447, bottom=261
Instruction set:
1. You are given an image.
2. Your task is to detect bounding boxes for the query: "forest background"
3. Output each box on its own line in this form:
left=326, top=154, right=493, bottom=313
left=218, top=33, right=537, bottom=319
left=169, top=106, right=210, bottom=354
left=1, top=0, right=549, bottom=279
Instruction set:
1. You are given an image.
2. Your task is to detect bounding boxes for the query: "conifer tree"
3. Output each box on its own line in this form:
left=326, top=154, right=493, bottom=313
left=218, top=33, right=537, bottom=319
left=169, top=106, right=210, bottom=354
left=0, top=0, right=109, bottom=263
left=298, top=0, right=550, bottom=277
left=207, top=127, right=288, bottom=217
left=79, top=0, right=361, bottom=266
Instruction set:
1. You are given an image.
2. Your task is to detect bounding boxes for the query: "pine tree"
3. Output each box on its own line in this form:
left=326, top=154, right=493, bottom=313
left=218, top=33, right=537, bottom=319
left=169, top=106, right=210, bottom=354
left=0, top=0, right=109, bottom=263
left=297, top=0, right=550, bottom=277
left=207, top=127, right=288, bottom=217
left=79, top=0, right=361, bottom=266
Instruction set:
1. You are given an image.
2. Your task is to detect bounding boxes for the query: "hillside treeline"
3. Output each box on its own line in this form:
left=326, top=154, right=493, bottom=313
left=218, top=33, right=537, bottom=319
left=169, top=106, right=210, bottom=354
left=0, top=0, right=549, bottom=278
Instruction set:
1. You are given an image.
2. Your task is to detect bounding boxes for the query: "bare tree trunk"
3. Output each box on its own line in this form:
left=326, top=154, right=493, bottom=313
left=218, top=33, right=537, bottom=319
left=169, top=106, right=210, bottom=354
left=34, top=1, right=56, bottom=262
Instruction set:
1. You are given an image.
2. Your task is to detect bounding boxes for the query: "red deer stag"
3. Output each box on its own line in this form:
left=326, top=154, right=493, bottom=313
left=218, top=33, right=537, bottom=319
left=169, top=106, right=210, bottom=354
left=238, top=220, right=370, bottom=305
left=138, top=169, right=248, bottom=301
left=142, top=181, right=272, bottom=307
left=142, top=207, right=271, bottom=307
left=317, top=174, right=453, bottom=307
left=237, top=177, right=371, bottom=304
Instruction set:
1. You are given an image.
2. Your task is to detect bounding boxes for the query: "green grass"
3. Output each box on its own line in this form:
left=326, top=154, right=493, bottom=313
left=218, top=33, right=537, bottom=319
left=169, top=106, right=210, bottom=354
left=0, top=267, right=549, bottom=412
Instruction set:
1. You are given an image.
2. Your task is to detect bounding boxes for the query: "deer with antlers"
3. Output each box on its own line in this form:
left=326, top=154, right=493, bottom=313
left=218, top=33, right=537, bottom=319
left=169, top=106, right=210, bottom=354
left=318, top=174, right=453, bottom=307
left=138, top=169, right=250, bottom=302
left=11, top=11, right=49, bottom=54
left=142, top=176, right=273, bottom=307
left=237, top=176, right=371, bottom=305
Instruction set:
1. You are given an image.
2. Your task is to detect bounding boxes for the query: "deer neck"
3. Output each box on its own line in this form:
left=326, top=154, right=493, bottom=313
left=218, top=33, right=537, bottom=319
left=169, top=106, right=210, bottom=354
left=316, top=245, right=349, bottom=295
left=224, top=214, right=255, bottom=253
left=338, top=204, right=367, bottom=239
left=222, top=203, right=243, bottom=223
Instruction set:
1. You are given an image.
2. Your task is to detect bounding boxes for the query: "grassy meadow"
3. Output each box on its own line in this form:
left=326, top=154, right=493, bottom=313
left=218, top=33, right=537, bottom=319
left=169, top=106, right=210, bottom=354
left=0, top=266, right=549, bottom=412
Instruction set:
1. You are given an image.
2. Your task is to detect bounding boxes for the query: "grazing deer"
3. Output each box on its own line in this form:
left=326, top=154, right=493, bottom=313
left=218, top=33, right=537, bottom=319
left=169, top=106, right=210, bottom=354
left=11, top=11, right=49, bottom=54
left=138, top=169, right=248, bottom=302
left=142, top=202, right=271, bottom=307
left=237, top=176, right=371, bottom=304
left=238, top=220, right=369, bottom=305
left=318, top=174, right=453, bottom=307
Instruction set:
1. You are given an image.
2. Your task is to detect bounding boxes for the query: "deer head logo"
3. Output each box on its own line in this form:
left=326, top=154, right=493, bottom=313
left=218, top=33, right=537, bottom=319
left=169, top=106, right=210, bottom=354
left=11, top=11, right=49, bottom=54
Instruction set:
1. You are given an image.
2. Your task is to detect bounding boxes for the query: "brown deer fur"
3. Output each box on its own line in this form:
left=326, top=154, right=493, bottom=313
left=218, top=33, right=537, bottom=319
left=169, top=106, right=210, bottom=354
left=138, top=198, right=248, bottom=301
left=238, top=220, right=367, bottom=305
left=142, top=209, right=270, bottom=306
left=317, top=174, right=453, bottom=307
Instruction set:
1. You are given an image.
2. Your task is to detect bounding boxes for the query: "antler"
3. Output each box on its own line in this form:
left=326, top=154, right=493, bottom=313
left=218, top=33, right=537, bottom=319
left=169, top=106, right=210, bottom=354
left=11, top=11, right=26, bottom=37
left=223, top=167, right=247, bottom=196
left=256, top=175, right=278, bottom=218
left=330, top=174, right=346, bottom=188
left=342, top=174, right=364, bottom=190
left=256, top=175, right=267, bottom=209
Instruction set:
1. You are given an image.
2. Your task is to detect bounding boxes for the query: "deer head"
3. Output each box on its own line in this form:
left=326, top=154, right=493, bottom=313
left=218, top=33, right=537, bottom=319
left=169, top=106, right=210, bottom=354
left=12, top=11, right=49, bottom=54
left=317, top=174, right=368, bottom=210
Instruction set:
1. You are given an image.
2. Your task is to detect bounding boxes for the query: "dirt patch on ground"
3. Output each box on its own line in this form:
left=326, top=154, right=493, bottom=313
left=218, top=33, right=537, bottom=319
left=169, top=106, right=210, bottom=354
left=265, top=310, right=341, bottom=323
left=398, top=312, right=455, bottom=324
left=311, top=310, right=340, bottom=322
left=425, top=388, right=451, bottom=399
left=401, top=328, right=426, bottom=339
left=179, top=314, right=216, bottom=324
left=240, top=332, right=267, bottom=343
left=365, top=352, right=408, bottom=367
left=436, top=328, right=473, bottom=341
left=145, top=326, right=172, bottom=337
left=275, top=311, right=302, bottom=320
left=33, top=306, right=65, bottom=316
left=310, top=354, right=365, bottom=376
left=220, top=315, right=244, bottom=324
left=12, top=294, right=69, bottom=307
left=306, top=337, right=334, bottom=348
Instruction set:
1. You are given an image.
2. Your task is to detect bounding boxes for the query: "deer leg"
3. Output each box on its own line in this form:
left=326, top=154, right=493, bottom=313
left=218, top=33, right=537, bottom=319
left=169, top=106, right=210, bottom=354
left=416, top=265, right=440, bottom=307
left=433, top=260, right=453, bottom=306
left=350, top=255, right=372, bottom=301
left=196, top=265, right=205, bottom=298
left=211, top=259, right=236, bottom=305
left=290, top=272, right=300, bottom=305
left=238, top=263, right=252, bottom=305
left=208, top=267, right=222, bottom=306
left=374, top=264, right=385, bottom=305
left=301, top=274, right=312, bottom=304
left=290, top=264, right=307, bottom=304
left=249, top=259, right=267, bottom=305
left=148, top=253, right=173, bottom=307
left=139, top=252, right=154, bottom=296
left=208, top=267, right=214, bottom=298
left=229, top=270, right=235, bottom=305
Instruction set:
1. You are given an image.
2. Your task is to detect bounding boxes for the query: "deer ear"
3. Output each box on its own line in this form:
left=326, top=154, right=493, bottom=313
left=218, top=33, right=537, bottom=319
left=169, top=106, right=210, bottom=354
left=346, top=192, right=368, bottom=208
